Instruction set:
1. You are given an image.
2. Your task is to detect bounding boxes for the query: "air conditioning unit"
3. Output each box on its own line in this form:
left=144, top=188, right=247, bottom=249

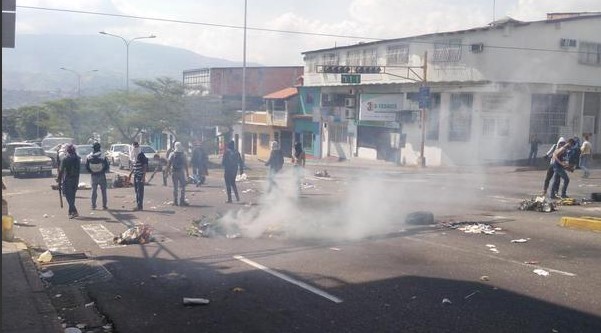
left=344, top=98, right=356, bottom=108
left=470, top=43, right=484, bottom=53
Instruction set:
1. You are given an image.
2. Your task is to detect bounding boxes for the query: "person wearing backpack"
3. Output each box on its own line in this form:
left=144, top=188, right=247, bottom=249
left=85, top=142, right=110, bottom=210
left=222, top=140, right=244, bottom=203
left=191, top=141, right=209, bottom=187
left=167, top=142, right=190, bottom=206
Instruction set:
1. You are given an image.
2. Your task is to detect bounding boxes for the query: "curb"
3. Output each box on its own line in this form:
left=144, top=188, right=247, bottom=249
left=559, top=216, right=601, bottom=231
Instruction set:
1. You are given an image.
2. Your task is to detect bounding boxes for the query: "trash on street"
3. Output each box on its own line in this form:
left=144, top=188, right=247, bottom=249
left=183, top=297, right=210, bottom=305
left=37, top=250, right=53, bottom=263
left=533, top=269, right=550, bottom=276
left=40, top=270, right=54, bottom=279
left=442, top=298, right=452, bottom=305
left=519, top=196, right=555, bottom=212
left=511, top=238, right=530, bottom=243
left=113, top=224, right=153, bottom=245
left=314, top=170, right=330, bottom=178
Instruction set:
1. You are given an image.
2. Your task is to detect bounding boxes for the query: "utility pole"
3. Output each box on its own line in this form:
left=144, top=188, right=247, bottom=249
left=240, top=0, right=247, bottom=161
left=419, top=51, right=428, bottom=167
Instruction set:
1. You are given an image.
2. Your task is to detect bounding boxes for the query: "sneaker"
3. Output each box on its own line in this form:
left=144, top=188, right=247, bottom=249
left=102, top=206, right=108, bottom=210
left=133, top=207, right=140, bottom=211
left=180, top=201, right=190, bottom=206
left=226, top=200, right=232, bottom=203
left=69, top=212, right=79, bottom=219
left=561, top=195, right=569, bottom=199
left=172, top=202, right=179, bottom=206
left=92, top=206, right=97, bottom=210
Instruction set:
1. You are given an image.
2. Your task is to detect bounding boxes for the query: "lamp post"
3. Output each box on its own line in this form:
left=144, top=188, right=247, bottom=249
left=240, top=0, right=247, bottom=161
left=60, top=67, right=99, bottom=98
left=99, top=31, right=156, bottom=93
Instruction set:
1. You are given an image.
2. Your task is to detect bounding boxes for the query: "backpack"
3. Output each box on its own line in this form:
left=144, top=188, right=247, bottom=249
left=172, top=152, right=185, bottom=170
left=88, top=154, right=106, bottom=174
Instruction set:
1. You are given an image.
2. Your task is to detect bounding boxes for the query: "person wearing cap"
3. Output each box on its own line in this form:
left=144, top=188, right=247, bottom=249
left=57, top=143, right=80, bottom=218
left=85, top=142, right=110, bottom=210
left=167, top=142, right=190, bottom=206
left=128, top=142, right=148, bottom=211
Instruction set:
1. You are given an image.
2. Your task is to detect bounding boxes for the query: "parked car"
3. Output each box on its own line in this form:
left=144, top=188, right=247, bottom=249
left=75, top=145, right=95, bottom=172
left=44, top=144, right=64, bottom=167
left=107, top=144, right=129, bottom=166
left=118, top=145, right=161, bottom=171
left=41, top=137, right=75, bottom=151
left=10, top=146, right=53, bottom=178
left=2, top=142, right=38, bottom=169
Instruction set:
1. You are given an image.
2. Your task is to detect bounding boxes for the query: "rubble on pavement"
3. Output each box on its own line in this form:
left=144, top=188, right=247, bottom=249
left=441, top=221, right=500, bottom=235
left=113, top=224, right=153, bottom=245
left=519, top=196, right=555, bottom=212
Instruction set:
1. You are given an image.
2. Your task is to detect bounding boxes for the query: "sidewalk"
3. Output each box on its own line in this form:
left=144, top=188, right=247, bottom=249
left=2, top=240, right=62, bottom=333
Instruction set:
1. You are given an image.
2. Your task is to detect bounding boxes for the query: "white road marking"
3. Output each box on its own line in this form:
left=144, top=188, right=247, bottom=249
left=81, top=224, right=125, bottom=249
left=233, top=255, right=343, bottom=304
left=39, top=227, right=76, bottom=253
left=406, top=236, right=577, bottom=277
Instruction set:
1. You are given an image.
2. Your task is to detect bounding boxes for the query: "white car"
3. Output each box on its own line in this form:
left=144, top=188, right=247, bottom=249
left=118, top=145, right=161, bottom=171
left=107, top=144, right=129, bottom=166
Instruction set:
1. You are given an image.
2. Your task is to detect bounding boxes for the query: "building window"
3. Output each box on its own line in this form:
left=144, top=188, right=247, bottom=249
left=482, top=117, right=510, bottom=137
left=346, top=50, right=362, bottom=66
left=386, top=44, right=409, bottom=65
left=433, top=39, right=462, bottom=62
left=529, top=94, right=569, bottom=144
left=322, top=52, right=339, bottom=65
left=259, top=133, right=270, bottom=148
left=363, top=48, right=378, bottom=65
left=304, top=55, right=317, bottom=73
left=579, top=42, right=601, bottom=66
left=448, top=93, right=473, bottom=141
left=426, top=93, right=440, bottom=140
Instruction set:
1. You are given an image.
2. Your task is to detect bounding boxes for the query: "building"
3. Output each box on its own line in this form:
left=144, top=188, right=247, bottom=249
left=301, top=13, right=601, bottom=166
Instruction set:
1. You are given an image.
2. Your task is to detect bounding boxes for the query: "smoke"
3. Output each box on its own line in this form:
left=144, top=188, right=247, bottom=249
left=218, top=167, right=488, bottom=241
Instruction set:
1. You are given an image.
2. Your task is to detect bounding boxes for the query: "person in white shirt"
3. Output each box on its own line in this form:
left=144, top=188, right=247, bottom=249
left=580, top=135, right=592, bottom=178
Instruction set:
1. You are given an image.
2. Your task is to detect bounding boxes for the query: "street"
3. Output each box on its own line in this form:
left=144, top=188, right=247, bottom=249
left=3, top=159, right=601, bottom=333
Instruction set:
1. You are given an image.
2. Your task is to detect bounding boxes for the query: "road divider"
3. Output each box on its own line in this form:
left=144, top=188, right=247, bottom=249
left=559, top=216, right=601, bottom=232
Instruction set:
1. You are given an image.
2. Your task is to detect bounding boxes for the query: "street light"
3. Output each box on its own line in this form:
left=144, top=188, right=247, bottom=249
left=60, top=67, right=99, bottom=98
left=99, top=31, right=157, bottom=93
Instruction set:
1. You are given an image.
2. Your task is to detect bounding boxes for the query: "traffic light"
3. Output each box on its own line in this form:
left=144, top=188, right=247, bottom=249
left=354, top=66, right=382, bottom=74
left=323, top=65, right=351, bottom=73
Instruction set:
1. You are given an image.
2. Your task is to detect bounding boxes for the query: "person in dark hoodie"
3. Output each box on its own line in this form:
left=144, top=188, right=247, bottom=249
left=222, top=140, right=244, bottom=203
left=57, top=143, right=80, bottom=218
left=542, top=137, right=565, bottom=197
left=167, top=142, right=190, bottom=206
left=550, top=138, right=575, bottom=199
left=85, top=142, right=110, bottom=210
left=264, top=140, right=284, bottom=192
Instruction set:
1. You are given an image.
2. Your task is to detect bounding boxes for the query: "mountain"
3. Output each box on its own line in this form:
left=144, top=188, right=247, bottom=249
left=2, top=34, right=260, bottom=108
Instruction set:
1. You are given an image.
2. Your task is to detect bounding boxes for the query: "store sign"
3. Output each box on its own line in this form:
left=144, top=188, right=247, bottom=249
left=359, top=94, right=403, bottom=121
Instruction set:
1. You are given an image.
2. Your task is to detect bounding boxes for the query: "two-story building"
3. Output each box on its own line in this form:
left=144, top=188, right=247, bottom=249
left=301, top=13, right=601, bottom=166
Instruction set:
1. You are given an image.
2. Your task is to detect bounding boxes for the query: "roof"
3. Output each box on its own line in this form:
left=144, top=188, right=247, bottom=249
left=263, top=87, right=298, bottom=100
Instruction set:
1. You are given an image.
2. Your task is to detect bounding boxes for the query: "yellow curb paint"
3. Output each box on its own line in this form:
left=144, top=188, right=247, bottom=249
left=560, top=216, right=601, bottom=231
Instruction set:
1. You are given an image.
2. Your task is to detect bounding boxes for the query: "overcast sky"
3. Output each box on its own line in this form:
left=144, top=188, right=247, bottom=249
left=14, top=0, right=601, bottom=65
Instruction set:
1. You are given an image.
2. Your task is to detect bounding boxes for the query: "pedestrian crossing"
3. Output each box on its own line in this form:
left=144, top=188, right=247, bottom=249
left=38, top=224, right=172, bottom=253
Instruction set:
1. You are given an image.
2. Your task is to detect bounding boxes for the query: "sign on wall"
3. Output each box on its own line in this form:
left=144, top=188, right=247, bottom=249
left=359, top=94, right=403, bottom=121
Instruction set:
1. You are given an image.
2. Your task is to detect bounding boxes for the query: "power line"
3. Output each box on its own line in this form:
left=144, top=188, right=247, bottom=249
left=17, top=5, right=591, bottom=55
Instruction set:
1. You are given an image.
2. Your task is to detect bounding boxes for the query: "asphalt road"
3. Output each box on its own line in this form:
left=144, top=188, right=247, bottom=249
left=3, top=160, right=601, bottom=333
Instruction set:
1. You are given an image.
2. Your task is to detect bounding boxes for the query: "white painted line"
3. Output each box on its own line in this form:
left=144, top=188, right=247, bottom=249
left=39, top=227, right=77, bottom=253
left=406, top=236, right=577, bottom=277
left=233, top=255, right=343, bottom=304
left=81, top=224, right=125, bottom=249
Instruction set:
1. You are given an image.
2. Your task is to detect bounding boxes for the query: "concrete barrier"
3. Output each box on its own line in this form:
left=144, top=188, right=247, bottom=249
left=559, top=216, right=601, bottom=232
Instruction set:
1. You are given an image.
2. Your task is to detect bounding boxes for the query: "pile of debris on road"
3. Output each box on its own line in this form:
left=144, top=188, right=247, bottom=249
left=440, top=221, right=502, bottom=235
left=187, top=214, right=242, bottom=239
left=314, top=170, right=330, bottom=178
left=518, top=196, right=555, bottom=212
left=113, top=224, right=153, bottom=245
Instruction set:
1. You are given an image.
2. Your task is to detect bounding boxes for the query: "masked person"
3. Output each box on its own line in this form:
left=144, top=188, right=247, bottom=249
left=128, top=144, right=148, bottom=211
left=264, top=141, right=284, bottom=193
left=167, top=142, right=190, bottom=206
left=85, top=142, right=110, bottom=210
left=550, top=138, right=575, bottom=199
left=292, top=141, right=306, bottom=193
left=222, top=140, right=244, bottom=203
left=542, top=137, right=565, bottom=197
left=57, top=144, right=80, bottom=218
left=191, top=141, right=209, bottom=187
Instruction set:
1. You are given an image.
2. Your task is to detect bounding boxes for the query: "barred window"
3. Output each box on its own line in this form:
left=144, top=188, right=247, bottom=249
left=346, top=50, right=362, bottom=66
left=579, top=42, right=601, bottom=66
left=362, top=48, right=378, bottom=65
left=322, top=52, right=339, bottom=65
left=433, top=39, right=462, bottom=62
left=386, top=44, right=409, bottom=65
left=448, top=93, right=473, bottom=141
left=529, top=94, right=569, bottom=144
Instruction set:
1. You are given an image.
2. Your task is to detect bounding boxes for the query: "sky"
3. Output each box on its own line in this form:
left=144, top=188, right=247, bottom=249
left=13, top=0, right=601, bottom=66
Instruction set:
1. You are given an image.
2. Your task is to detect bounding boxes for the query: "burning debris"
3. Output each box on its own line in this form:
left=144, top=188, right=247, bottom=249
left=113, top=224, right=153, bottom=245
left=519, top=196, right=555, bottom=212
left=441, top=221, right=501, bottom=235
left=188, top=214, right=243, bottom=238
left=314, top=170, right=330, bottom=178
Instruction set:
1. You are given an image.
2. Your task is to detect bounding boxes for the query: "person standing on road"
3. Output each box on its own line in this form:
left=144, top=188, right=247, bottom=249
left=57, top=144, right=80, bottom=219
left=292, top=141, right=306, bottom=193
left=550, top=138, right=575, bottom=199
left=162, top=144, right=174, bottom=186
left=580, top=135, right=592, bottom=178
left=85, top=142, right=109, bottom=210
left=528, top=134, right=541, bottom=166
left=191, top=141, right=209, bottom=187
left=542, top=137, right=564, bottom=197
left=167, top=142, right=190, bottom=206
left=222, top=140, right=244, bottom=203
left=265, top=140, right=284, bottom=193
left=128, top=146, right=148, bottom=211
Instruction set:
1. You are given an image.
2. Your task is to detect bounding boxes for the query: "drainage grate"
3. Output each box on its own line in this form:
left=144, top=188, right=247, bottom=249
left=45, top=252, right=89, bottom=264
left=44, top=262, right=112, bottom=286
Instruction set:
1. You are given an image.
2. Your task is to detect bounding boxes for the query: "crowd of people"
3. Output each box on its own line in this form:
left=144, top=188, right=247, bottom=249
left=53, top=139, right=307, bottom=219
